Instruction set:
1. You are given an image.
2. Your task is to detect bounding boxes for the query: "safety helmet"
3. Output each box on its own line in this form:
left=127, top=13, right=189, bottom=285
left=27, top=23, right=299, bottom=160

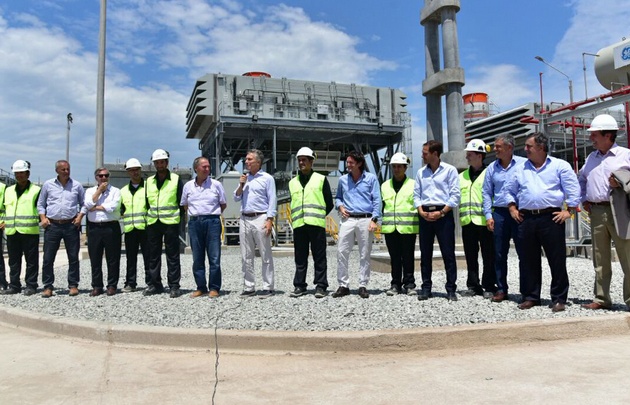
left=587, top=114, right=619, bottom=132
left=390, top=152, right=410, bottom=165
left=465, top=139, right=489, bottom=153
left=151, top=149, right=169, bottom=161
left=11, top=160, right=30, bottom=173
left=296, top=147, right=316, bottom=159
left=125, top=158, right=142, bottom=170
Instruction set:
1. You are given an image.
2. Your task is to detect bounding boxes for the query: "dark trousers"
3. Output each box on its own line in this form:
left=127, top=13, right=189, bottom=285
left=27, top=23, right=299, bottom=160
left=0, top=230, right=6, bottom=288
left=518, top=211, right=568, bottom=304
left=419, top=211, right=457, bottom=293
left=7, top=232, right=39, bottom=290
left=385, top=231, right=416, bottom=289
left=87, top=221, right=122, bottom=289
left=124, top=229, right=150, bottom=288
left=492, top=207, right=524, bottom=294
left=42, top=223, right=81, bottom=289
left=293, top=224, right=328, bottom=290
left=147, top=221, right=181, bottom=290
left=462, top=223, right=496, bottom=293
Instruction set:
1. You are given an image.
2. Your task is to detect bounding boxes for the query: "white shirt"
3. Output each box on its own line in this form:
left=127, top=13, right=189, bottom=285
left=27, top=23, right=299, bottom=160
left=83, top=185, right=122, bottom=222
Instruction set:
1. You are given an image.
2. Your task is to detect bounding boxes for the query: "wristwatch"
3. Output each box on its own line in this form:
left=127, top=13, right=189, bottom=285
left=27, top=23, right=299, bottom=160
left=439, top=210, right=445, bottom=218
left=371, top=217, right=379, bottom=223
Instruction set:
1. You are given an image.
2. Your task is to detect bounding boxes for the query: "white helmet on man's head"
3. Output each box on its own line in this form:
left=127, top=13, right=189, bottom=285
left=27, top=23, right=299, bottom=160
left=125, top=158, right=142, bottom=170
left=465, top=139, right=489, bottom=153
left=12, top=160, right=30, bottom=173
left=296, top=147, right=316, bottom=159
left=151, top=149, right=169, bottom=161
left=587, top=114, right=619, bottom=132
left=390, top=152, right=410, bottom=165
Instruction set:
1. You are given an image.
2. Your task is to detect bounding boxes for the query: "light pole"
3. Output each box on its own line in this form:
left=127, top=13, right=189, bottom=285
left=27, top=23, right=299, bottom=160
left=582, top=52, right=599, bottom=99
left=66, top=113, right=73, bottom=162
left=535, top=56, right=577, bottom=172
left=95, top=0, right=107, bottom=169
left=534, top=56, right=574, bottom=103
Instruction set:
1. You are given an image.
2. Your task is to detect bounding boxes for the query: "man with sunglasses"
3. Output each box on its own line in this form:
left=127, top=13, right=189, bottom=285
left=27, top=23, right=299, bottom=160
left=82, top=167, right=122, bottom=296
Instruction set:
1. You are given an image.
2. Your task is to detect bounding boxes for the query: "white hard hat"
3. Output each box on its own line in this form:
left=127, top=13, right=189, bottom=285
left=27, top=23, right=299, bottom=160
left=390, top=152, right=410, bottom=165
left=587, top=114, right=619, bottom=132
left=11, top=160, right=30, bottom=173
left=125, top=158, right=142, bottom=170
left=296, top=147, right=316, bottom=159
left=465, top=139, right=489, bottom=153
left=151, top=149, right=169, bottom=161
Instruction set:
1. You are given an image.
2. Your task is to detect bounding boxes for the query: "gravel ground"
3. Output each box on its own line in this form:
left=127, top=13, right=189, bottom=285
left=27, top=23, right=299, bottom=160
left=0, top=246, right=627, bottom=331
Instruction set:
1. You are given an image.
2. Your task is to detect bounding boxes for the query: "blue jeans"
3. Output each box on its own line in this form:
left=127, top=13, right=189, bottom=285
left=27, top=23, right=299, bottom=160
left=492, top=207, right=523, bottom=295
left=42, top=222, right=81, bottom=289
left=188, top=215, right=222, bottom=292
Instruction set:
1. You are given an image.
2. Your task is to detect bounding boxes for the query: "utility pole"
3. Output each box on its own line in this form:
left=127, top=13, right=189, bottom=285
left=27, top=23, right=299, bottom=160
left=66, top=113, right=73, bottom=162
left=95, top=0, right=107, bottom=169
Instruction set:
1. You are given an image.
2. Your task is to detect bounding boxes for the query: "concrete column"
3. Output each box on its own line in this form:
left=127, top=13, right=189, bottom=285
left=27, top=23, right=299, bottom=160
left=426, top=94, right=443, bottom=142
left=424, top=20, right=442, bottom=142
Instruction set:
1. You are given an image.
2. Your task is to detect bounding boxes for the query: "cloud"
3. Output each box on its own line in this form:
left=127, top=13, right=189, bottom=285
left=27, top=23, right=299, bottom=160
left=464, top=64, right=537, bottom=112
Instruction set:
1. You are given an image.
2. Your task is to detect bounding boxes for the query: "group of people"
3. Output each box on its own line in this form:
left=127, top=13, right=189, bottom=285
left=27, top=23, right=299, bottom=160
left=1, top=113, right=629, bottom=311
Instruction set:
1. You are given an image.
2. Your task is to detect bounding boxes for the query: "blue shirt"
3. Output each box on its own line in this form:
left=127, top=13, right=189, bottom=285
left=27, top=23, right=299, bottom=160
left=233, top=170, right=277, bottom=218
left=37, top=177, right=85, bottom=220
left=182, top=177, right=227, bottom=216
left=335, top=171, right=381, bottom=219
left=413, top=161, right=460, bottom=208
left=505, top=156, right=581, bottom=210
left=482, top=155, right=527, bottom=219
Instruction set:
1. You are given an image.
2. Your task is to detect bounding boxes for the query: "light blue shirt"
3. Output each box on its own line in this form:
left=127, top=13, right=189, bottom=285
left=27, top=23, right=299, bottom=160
left=482, top=155, right=527, bottom=219
left=233, top=170, right=277, bottom=218
left=37, top=177, right=85, bottom=220
left=413, top=161, right=460, bottom=208
left=182, top=177, right=227, bottom=216
left=505, top=156, right=581, bottom=210
left=335, top=171, right=381, bottom=219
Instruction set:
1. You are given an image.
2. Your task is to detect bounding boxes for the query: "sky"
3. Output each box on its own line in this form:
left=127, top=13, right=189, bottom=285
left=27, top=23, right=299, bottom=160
left=1, top=0, right=629, bottom=182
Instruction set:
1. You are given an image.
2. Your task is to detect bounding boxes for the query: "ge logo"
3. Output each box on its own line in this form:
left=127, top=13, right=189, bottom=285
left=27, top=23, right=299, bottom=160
left=622, top=46, right=630, bottom=60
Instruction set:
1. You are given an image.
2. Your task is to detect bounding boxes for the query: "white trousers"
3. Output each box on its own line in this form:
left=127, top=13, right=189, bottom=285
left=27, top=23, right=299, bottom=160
left=239, top=215, right=274, bottom=291
left=336, top=217, right=373, bottom=288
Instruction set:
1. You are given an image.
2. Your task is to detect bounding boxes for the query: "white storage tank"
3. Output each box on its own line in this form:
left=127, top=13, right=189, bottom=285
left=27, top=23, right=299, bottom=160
left=594, top=38, right=630, bottom=90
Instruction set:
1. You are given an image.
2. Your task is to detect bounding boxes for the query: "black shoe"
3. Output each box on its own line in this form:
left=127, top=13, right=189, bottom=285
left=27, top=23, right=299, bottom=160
left=169, top=288, right=182, bottom=298
left=289, top=287, right=306, bottom=298
left=358, top=287, right=370, bottom=299
left=332, top=286, right=350, bottom=298
left=240, top=290, right=256, bottom=298
left=446, top=292, right=458, bottom=302
left=0, top=287, right=20, bottom=295
left=417, top=290, right=432, bottom=301
left=23, top=287, right=37, bottom=296
left=258, top=290, right=274, bottom=299
left=143, top=286, right=164, bottom=296
left=314, top=287, right=327, bottom=298
left=459, top=288, right=479, bottom=297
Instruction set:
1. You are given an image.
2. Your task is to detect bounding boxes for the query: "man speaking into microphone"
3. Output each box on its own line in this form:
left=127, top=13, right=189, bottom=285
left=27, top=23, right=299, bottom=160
left=233, top=149, right=277, bottom=298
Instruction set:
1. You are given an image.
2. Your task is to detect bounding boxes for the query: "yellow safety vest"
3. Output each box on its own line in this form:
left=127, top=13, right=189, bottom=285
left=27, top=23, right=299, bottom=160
left=0, top=183, right=5, bottom=220
left=4, top=183, right=41, bottom=235
left=380, top=177, right=419, bottom=234
left=289, top=172, right=326, bottom=229
left=146, top=173, right=180, bottom=225
left=459, top=168, right=486, bottom=226
left=120, top=182, right=147, bottom=232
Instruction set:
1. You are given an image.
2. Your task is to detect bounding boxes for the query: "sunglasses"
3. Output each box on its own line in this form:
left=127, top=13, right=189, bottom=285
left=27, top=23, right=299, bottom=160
left=97, top=173, right=110, bottom=178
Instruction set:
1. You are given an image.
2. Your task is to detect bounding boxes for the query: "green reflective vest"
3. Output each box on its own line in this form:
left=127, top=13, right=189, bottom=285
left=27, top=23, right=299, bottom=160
left=0, top=183, right=5, bottom=220
left=289, top=172, right=326, bottom=229
left=380, top=177, right=419, bottom=234
left=459, top=168, right=486, bottom=226
left=146, top=173, right=180, bottom=225
left=120, top=183, right=147, bottom=232
left=4, top=183, right=41, bottom=235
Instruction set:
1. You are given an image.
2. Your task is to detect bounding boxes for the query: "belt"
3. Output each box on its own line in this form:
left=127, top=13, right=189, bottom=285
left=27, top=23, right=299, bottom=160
left=189, top=214, right=220, bottom=220
left=520, top=207, right=560, bottom=216
left=422, top=205, right=445, bottom=212
left=242, top=212, right=266, bottom=217
left=49, top=217, right=76, bottom=224
left=347, top=213, right=372, bottom=218
left=88, top=221, right=118, bottom=227
left=587, top=201, right=611, bottom=206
